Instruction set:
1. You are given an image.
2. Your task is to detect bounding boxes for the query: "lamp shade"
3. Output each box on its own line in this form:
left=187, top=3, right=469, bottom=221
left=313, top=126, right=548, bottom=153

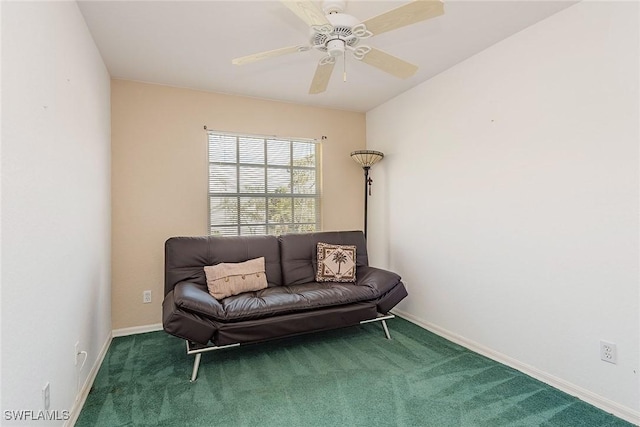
left=350, top=150, right=384, bottom=167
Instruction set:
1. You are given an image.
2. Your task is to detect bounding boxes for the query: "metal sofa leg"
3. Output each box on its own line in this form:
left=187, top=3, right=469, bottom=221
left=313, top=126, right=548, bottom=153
left=360, top=313, right=395, bottom=339
left=190, top=353, right=201, bottom=383
left=186, top=340, right=241, bottom=382
left=381, top=319, right=392, bottom=340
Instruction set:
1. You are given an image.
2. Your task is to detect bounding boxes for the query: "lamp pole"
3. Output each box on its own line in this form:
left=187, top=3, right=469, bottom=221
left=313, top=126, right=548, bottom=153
left=350, top=150, right=384, bottom=241
left=363, top=166, right=370, bottom=239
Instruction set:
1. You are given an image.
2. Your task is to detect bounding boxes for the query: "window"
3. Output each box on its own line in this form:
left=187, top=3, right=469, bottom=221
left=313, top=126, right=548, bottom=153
left=208, top=131, right=321, bottom=236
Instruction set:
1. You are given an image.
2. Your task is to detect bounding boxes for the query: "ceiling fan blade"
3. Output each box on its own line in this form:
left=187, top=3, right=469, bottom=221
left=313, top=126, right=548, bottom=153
left=281, top=1, right=331, bottom=28
left=309, top=60, right=335, bottom=94
left=232, top=45, right=307, bottom=66
left=359, top=48, right=418, bottom=79
left=361, top=0, right=444, bottom=37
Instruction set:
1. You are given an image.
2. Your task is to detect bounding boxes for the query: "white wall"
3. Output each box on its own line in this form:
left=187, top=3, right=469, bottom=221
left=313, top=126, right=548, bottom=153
left=1, top=1, right=111, bottom=423
left=367, top=1, right=639, bottom=420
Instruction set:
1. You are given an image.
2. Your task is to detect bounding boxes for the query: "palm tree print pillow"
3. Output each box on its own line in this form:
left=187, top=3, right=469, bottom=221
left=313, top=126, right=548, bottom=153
left=316, top=242, right=356, bottom=282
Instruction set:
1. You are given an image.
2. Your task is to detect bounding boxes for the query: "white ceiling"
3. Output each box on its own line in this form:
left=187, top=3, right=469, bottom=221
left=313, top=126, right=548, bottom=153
left=78, top=0, right=576, bottom=112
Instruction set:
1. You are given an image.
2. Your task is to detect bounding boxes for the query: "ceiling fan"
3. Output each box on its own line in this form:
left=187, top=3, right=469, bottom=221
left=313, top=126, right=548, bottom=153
left=232, top=0, right=444, bottom=94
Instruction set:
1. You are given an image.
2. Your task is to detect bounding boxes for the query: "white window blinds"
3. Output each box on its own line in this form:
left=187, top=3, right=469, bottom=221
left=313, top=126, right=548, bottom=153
left=208, top=131, right=321, bottom=236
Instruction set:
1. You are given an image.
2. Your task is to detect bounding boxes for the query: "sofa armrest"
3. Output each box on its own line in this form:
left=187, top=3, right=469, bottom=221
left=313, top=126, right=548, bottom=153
left=355, top=266, right=402, bottom=296
left=173, top=281, right=227, bottom=319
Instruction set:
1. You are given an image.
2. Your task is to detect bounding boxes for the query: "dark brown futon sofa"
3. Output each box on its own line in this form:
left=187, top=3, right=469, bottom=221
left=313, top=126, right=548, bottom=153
left=162, top=230, right=408, bottom=381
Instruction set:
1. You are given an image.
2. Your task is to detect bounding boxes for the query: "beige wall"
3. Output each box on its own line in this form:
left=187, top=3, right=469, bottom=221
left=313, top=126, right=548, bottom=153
left=111, top=79, right=366, bottom=329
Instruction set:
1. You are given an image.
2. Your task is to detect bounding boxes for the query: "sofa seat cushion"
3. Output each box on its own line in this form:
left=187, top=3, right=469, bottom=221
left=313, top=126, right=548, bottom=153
left=172, top=266, right=401, bottom=322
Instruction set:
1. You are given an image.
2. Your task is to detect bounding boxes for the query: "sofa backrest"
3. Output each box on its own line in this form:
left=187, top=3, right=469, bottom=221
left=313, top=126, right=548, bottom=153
left=164, top=235, right=282, bottom=296
left=279, top=231, right=368, bottom=286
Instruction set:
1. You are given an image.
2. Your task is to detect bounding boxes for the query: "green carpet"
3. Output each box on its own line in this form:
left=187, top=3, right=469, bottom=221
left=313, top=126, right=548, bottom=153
left=76, top=318, right=633, bottom=426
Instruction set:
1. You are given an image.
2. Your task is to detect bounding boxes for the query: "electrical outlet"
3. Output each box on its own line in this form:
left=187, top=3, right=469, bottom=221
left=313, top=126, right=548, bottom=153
left=600, top=340, right=617, bottom=364
left=143, top=290, right=152, bottom=304
left=75, top=341, right=80, bottom=366
left=43, top=382, right=50, bottom=410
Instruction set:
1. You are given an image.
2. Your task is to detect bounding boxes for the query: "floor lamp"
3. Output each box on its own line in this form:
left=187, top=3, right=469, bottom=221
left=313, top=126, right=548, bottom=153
left=350, top=150, right=384, bottom=239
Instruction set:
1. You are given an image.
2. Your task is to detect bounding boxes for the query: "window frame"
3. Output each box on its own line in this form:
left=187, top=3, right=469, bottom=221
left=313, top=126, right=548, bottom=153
left=207, top=130, right=321, bottom=236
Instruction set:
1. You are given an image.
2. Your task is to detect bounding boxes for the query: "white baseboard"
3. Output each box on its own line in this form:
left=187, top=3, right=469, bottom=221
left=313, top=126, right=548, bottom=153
left=392, top=309, right=640, bottom=426
left=112, top=323, right=163, bottom=337
left=65, top=332, right=112, bottom=427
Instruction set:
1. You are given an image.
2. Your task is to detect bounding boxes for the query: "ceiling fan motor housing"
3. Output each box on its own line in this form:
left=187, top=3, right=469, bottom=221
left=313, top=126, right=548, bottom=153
left=310, top=12, right=361, bottom=55
left=322, top=0, right=346, bottom=14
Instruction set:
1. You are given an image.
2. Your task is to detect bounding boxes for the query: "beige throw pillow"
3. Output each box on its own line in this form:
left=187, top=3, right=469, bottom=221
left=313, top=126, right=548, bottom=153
left=204, top=257, right=268, bottom=300
left=316, top=243, right=356, bottom=283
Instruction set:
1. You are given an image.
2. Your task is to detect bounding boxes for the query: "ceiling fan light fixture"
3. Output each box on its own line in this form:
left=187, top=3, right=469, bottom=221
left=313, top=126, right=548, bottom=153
left=327, top=39, right=345, bottom=57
